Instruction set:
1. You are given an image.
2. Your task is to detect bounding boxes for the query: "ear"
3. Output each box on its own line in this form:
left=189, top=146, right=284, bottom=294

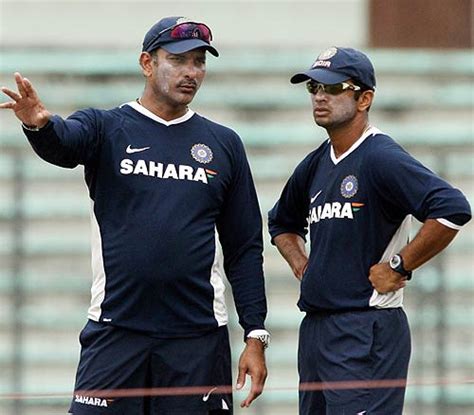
left=139, top=52, right=154, bottom=77
left=357, top=90, right=374, bottom=112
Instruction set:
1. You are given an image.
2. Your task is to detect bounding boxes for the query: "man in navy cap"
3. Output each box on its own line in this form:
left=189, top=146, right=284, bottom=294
left=1, top=16, right=269, bottom=414
left=268, top=47, right=471, bottom=414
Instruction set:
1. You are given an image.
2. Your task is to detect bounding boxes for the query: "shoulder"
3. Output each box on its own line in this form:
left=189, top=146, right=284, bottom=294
left=295, top=139, right=330, bottom=174
left=66, top=107, right=120, bottom=123
left=193, top=115, right=248, bottom=161
left=364, top=131, right=411, bottom=167
left=363, top=130, right=434, bottom=186
left=195, top=114, right=242, bottom=142
left=366, top=130, right=402, bottom=152
left=82, top=104, right=142, bottom=121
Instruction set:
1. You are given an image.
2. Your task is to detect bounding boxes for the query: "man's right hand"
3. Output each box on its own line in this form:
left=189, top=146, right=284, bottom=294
left=273, top=233, right=308, bottom=281
left=0, top=72, right=51, bottom=128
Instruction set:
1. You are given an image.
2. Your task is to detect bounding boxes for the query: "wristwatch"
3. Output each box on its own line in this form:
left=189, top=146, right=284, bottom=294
left=389, top=254, right=412, bottom=280
left=247, top=330, right=270, bottom=349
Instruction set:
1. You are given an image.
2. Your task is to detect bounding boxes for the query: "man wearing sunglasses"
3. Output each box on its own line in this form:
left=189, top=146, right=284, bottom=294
left=268, top=47, right=471, bottom=414
left=1, top=16, right=269, bottom=415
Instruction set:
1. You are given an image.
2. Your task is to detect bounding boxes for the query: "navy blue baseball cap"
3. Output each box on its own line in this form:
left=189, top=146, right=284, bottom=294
left=290, top=47, right=376, bottom=89
left=142, top=16, right=219, bottom=57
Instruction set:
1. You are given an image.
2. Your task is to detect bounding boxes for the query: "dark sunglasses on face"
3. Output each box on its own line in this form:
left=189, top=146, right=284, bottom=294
left=158, top=22, right=213, bottom=43
left=306, top=81, right=361, bottom=95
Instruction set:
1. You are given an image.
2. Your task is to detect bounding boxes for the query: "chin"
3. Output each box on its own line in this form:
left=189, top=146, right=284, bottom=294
left=314, top=118, right=329, bottom=127
left=176, top=93, right=196, bottom=106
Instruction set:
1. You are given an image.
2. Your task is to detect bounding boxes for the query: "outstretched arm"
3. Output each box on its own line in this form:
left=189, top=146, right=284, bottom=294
left=2, top=73, right=101, bottom=168
left=1, top=72, right=51, bottom=128
left=369, top=219, right=459, bottom=293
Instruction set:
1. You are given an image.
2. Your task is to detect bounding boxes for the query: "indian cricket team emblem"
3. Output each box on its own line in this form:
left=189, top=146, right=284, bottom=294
left=191, top=143, right=213, bottom=164
left=340, top=175, right=358, bottom=198
left=318, top=47, right=338, bottom=61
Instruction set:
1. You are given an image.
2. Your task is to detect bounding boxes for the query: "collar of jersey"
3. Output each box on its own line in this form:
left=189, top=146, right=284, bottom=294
left=330, top=125, right=383, bottom=165
left=124, top=101, right=195, bottom=126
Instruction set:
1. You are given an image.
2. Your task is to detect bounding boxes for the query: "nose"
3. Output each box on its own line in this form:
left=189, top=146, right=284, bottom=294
left=313, top=89, right=327, bottom=103
left=184, top=63, right=198, bottom=79
left=184, top=60, right=205, bottom=79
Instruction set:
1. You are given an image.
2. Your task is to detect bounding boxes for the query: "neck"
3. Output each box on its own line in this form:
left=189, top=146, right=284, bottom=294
left=328, top=117, right=370, bottom=158
left=138, top=94, right=189, bottom=121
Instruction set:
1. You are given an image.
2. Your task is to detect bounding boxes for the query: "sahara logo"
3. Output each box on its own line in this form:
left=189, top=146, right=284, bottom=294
left=120, top=159, right=218, bottom=185
left=75, top=395, right=112, bottom=407
left=308, top=201, right=365, bottom=225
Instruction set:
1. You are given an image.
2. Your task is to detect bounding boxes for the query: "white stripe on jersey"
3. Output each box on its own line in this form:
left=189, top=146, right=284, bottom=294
left=369, top=215, right=412, bottom=309
left=210, top=230, right=228, bottom=326
left=88, top=200, right=106, bottom=321
left=124, top=101, right=195, bottom=126
left=436, top=217, right=463, bottom=230
left=330, top=126, right=383, bottom=165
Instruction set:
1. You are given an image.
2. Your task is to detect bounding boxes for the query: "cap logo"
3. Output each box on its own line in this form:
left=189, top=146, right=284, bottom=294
left=318, top=47, right=338, bottom=60
left=311, top=47, right=338, bottom=69
left=312, top=60, right=331, bottom=69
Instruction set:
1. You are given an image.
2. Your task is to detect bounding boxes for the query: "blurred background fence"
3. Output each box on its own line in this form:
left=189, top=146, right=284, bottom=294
left=0, top=1, right=473, bottom=414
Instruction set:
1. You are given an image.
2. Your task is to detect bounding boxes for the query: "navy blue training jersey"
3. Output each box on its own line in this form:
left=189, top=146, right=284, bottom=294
left=24, top=102, right=267, bottom=337
left=268, top=127, right=471, bottom=312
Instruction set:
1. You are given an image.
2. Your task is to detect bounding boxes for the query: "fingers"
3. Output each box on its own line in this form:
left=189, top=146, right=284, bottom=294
left=1, top=86, right=22, bottom=102
left=236, top=366, right=246, bottom=391
left=396, top=279, right=407, bottom=290
left=373, top=278, right=407, bottom=294
left=240, top=373, right=266, bottom=408
left=240, top=389, right=259, bottom=408
left=14, top=72, right=28, bottom=98
left=22, top=77, right=39, bottom=100
left=236, top=343, right=267, bottom=407
left=13, top=72, right=39, bottom=101
left=0, top=101, right=16, bottom=109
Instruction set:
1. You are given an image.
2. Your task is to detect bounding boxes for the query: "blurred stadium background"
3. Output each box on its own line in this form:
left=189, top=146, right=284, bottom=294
left=0, top=0, right=472, bottom=414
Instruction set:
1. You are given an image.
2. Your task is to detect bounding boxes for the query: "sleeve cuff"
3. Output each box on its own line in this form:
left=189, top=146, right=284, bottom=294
left=247, top=329, right=270, bottom=338
left=22, top=119, right=52, bottom=132
left=269, top=228, right=307, bottom=245
left=436, top=218, right=463, bottom=230
left=22, top=123, right=41, bottom=131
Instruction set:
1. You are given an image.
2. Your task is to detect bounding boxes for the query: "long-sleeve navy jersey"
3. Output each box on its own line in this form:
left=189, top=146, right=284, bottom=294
left=24, top=101, right=267, bottom=338
left=268, top=126, right=471, bottom=312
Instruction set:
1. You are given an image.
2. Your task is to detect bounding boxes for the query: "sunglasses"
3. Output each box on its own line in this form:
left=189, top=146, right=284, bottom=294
left=306, top=81, right=361, bottom=95
left=158, top=22, right=213, bottom=43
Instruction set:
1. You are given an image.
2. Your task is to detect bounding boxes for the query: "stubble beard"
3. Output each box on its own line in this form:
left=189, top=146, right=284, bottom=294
left=314, top=106, right=357, bottom=130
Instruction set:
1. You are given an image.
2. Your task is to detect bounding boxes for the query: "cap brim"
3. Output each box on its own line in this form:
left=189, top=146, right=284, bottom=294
left=290, top=69, right=349, bottom=84
left=160, top=39, right=219, bottom=57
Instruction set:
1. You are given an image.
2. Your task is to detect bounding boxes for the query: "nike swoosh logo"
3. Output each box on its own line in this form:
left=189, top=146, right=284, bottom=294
left=202, top=387, right=217, bottom=402
left=310, top=190, right=322, bottom=204
left=126, top=145, right=150, bottom=154
left=357, top=411, right=367, bottom=415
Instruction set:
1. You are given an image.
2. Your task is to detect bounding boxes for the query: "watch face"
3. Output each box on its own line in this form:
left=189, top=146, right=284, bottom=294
left=390, top=255, right=401, bottom=268
left=259, top=335, right=269, bottom=344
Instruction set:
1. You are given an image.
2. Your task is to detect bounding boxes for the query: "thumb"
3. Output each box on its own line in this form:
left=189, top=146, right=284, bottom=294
left=236, top=366, right=247, bottom=390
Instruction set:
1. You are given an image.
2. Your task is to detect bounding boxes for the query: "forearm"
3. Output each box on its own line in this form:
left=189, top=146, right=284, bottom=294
left=400, top=219, right=459, bottom=271
left=24, top=118, right=81, bottom=168
left=273, top=232, right=308, bottom=280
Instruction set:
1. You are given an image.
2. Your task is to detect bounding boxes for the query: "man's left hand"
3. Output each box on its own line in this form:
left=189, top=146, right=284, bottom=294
left=369, top=262, right=407, bottom=294
left=236, top=338, right=267, bottom=408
